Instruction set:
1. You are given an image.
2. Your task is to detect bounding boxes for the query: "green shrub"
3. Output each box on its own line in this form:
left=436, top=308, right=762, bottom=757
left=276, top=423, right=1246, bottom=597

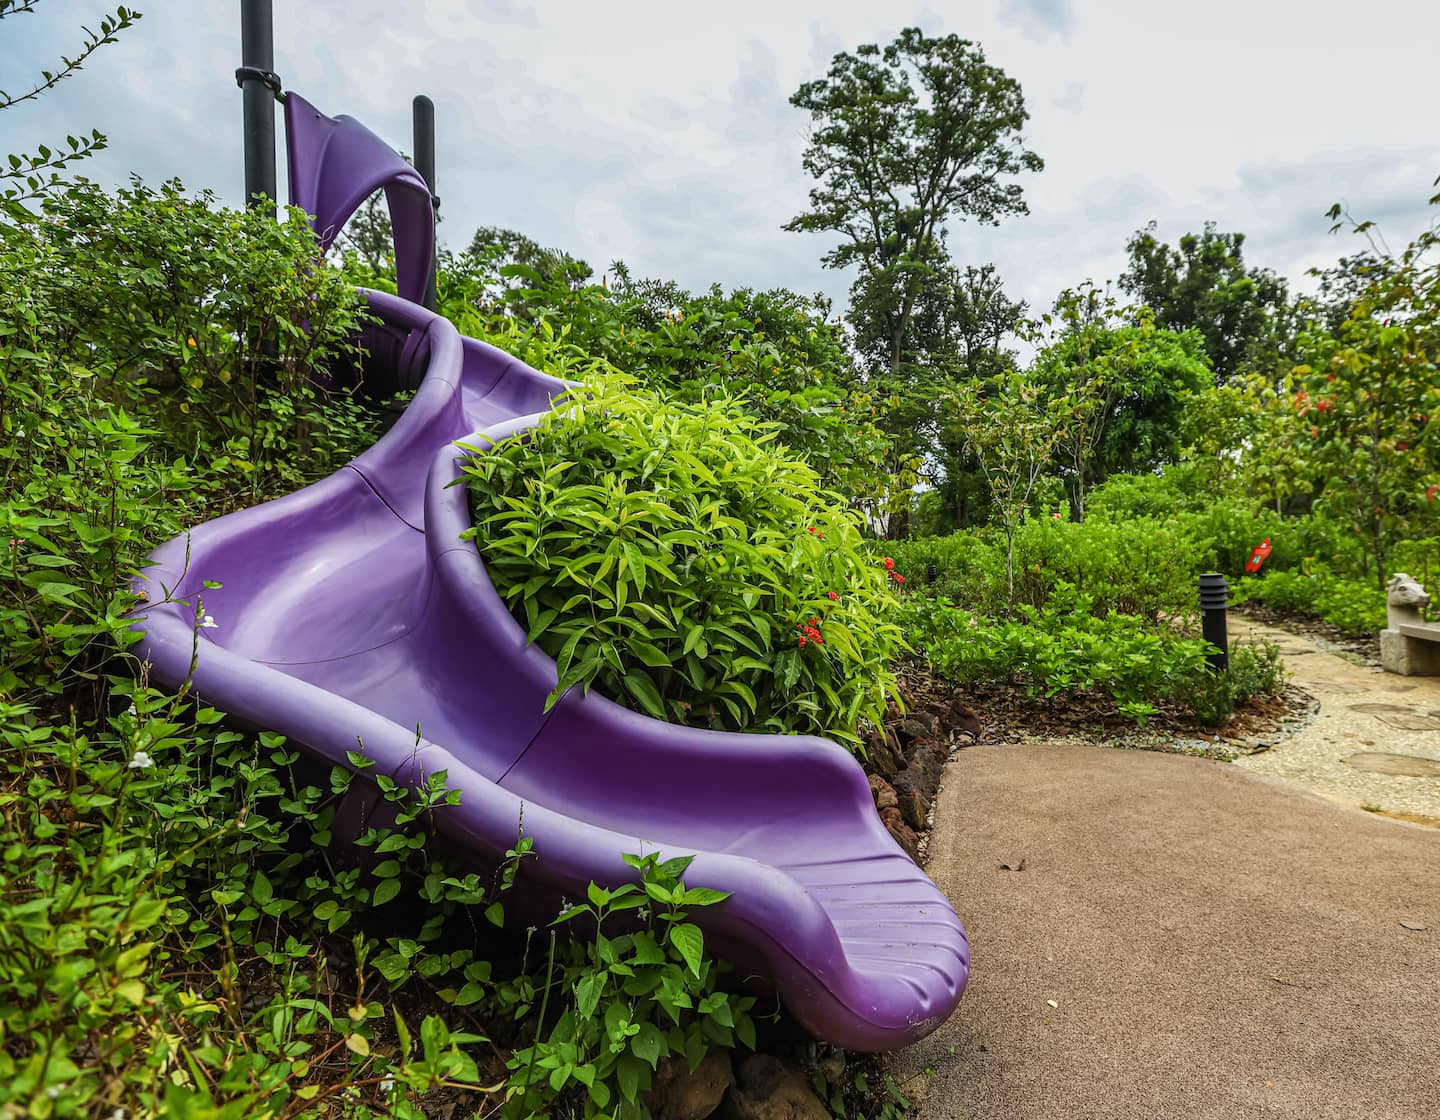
left=464, top=375, right=903, bottom=746
left=500, top=853, right=754, bottom=1120
left=1188, top=640, right=1287, bottom=724
left=888, top=515, right=1196, bottom=623
left=1236, top=570, right=1387, bottom=635
left=2, top=179, right=377, bottom=696
left=900, top=591, right=1216, bottom=725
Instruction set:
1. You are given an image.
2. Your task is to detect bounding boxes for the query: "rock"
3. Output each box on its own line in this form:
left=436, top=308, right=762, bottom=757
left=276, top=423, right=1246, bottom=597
left=891, top=771, right=929, bottom=832
left=894, top=718, right=931, bottom=745
left=651, top=1051, right=734, bottom=1120
left=879, top=807, right=920, bottom=863
left=868, top=774, right=898, bottom=813
left=907, top=743, right=948, bottom=800
left=862, top=727, right=902, bottom=779
left=723, top=1055, right=830, bottom=1120
left=903, top=734, right=943, bottom=768
left=946, top=700, right=982, bottom=739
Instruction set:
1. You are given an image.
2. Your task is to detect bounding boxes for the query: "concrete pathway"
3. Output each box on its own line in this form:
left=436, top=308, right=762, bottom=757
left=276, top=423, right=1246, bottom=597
left=897, top=742, right=1440, bottom=1120
left=1230, top=617, right=1440, bottom=824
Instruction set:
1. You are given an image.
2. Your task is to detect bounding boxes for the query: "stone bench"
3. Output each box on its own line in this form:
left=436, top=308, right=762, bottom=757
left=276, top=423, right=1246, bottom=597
left=1380, top=574, right=1440, bottom=675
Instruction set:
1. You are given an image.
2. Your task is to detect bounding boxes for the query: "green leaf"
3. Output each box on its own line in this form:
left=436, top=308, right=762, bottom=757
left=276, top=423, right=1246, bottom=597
left=669, top=922, right=704, bottom=977
left=622, top=670, right=666, bottom=719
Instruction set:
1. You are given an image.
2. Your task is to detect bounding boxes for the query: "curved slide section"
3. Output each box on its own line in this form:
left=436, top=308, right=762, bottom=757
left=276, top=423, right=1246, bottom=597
left=131, top=96, right=968, bottom=1051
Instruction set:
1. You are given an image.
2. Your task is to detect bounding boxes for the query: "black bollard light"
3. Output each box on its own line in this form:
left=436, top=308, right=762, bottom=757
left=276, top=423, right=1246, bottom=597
left=927, top=562, right=938, bottom=585
left=1198, top=572, right=1230, bottom=671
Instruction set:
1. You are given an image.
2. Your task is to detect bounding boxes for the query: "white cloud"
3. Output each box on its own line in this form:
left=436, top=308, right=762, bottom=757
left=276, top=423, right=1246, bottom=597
left=998, top=0, right=1077, bottom=44
left=6, top=0, right=1440, bottom=326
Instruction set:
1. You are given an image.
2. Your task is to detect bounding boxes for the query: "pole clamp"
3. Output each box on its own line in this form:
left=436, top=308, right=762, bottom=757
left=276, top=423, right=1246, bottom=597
left=235, top=66, right=284, bottom=99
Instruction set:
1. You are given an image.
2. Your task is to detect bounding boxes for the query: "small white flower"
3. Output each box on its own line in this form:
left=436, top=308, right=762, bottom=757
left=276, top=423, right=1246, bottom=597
left=110, top=1109, right=127, bottom=1120
left=526, top=925, right=537, bottom=936
left=46, top=1087, right=61, bottom=1100
left=378, top=1077, right=395, bottom=1094
left=637, top=906, right=650, bottom=921
left=128, top=751, right=154, bottom=770
left=127, top=702, right=138, bottom=717
left=199, top=614, right=219, bottom=629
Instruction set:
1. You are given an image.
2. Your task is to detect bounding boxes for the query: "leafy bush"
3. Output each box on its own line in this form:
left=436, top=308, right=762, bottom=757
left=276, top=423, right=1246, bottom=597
left=2, top=179, right=377, bottom=696
left=500, top=853, right=755, bottom=1120
left=900, top=591, right=1216, bottom=725
left=382, top=235, right=897, bottom=499
left=1189, top=640, right=1287, bottom=724
left=1235, top=569, right=1387, bottom=635
left=464, top=375, right=904, bottom=746
left=887, top=515, right=1196, bottom=623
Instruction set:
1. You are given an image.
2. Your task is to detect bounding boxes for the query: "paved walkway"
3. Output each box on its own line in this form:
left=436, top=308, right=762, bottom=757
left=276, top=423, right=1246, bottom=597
left=896, top=742, right=1440, bottom=1120
left=1230, top=617, right=1440, bottom=823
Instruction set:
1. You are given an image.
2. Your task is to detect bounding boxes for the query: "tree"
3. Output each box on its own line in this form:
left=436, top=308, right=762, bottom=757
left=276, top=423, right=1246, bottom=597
left=946, top=376, right=1059, bottom=609
left=1031, top=286, right=1212, bottom=520
left=1119, top=221, right=1289, bottom=380
left=785, top=27, right=1042, bottom=375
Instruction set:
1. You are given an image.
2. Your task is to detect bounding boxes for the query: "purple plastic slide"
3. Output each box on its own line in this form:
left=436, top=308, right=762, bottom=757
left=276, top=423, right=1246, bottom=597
left=131, top=94, right=968, bottom=1050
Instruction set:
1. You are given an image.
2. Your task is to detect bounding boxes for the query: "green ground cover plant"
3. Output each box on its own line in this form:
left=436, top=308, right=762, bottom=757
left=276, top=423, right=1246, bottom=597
left=1233, top=570, right=1388, bottom=636
left=899, top=591, right=1221, bottom=725
left=462, top=372, right=905, bottom=747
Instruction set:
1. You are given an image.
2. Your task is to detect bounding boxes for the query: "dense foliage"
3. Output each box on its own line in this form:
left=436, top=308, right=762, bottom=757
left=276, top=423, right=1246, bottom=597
left=463, top=375, right=904, bottom=746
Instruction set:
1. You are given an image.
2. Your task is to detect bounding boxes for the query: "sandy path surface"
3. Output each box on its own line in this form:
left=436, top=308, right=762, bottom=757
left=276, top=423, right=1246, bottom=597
left=1230, top=617, right=1440, bottom=823
left=895, top=741, right=1440, bottom=1120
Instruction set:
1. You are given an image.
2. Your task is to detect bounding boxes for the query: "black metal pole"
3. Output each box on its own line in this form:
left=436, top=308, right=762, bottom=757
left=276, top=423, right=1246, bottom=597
left=239, top=0, right=277, bottom=217
left=1199, top=573, right=1230, bottom=672
left=412, top=94, right=439, bottom=310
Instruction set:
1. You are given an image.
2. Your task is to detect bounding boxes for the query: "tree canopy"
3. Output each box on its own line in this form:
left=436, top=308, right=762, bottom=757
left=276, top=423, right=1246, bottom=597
left=785, top=27, right=1042, bottom=375
left=1120, top=221, right=1289, bottom=380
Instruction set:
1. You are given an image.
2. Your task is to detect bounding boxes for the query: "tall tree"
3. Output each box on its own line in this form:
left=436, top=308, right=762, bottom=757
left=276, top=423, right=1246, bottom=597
left=785, top=27, right=1042, bottom=375
left=1119, top=221, right=1288, bottom=380
left=1031, top=286, right=1212, bottom=520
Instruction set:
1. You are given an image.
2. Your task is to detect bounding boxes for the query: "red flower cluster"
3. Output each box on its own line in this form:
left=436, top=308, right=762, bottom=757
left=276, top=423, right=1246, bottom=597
left=892, top=571, right=906, bottom=585
left=882, top=557, right=895, bottom=570
left=827, top=590, right=839, bottom=601
left=806, top=526, right=825, bottom=540
left=1428, top=485, right=1439, bottom=503
left=796, top=617, right=823, bottom=647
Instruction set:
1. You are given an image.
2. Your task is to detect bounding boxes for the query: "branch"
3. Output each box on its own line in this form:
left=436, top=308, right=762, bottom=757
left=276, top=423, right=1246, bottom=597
left=0, top=6, right=140, bottom=111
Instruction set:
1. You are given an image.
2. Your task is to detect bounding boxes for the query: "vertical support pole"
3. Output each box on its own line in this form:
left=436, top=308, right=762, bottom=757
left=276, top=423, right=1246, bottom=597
left=412, top=94, right=439, bottom=311
left=1199, top=573, right=1230, bottom=672
left=239, top=0, right=277, bottom=217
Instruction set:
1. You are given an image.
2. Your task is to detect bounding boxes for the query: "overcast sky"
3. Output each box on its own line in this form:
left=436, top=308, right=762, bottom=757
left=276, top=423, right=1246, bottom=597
left=8, top=0, right=1440, bottom=320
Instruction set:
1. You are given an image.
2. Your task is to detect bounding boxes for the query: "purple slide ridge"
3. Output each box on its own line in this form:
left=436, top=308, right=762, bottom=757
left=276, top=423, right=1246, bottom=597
left=130, top=94, right=968, bottom=1051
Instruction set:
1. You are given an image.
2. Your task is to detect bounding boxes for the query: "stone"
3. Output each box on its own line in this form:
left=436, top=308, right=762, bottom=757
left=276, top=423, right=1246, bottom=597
left=722, top=1055, right=830, bottom=1120
left=891, top=770, right=929, bottom=832
left=862, top=727, right=902, bottom=779
left=868, top=773, right=899, bottom=813
left=894, top=718, right=931, bottom=745
left=1343, top=752, right=1440, bottom=778
left=650, top=1051, right=734, bottom=1120
left=1380, top=627, right=1440, bottom=676
left=1386, top=572, right=1430, bottom=628
left=880, top=807, right=920, bottom=862
left=945, top=700, right=982, bottom=739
